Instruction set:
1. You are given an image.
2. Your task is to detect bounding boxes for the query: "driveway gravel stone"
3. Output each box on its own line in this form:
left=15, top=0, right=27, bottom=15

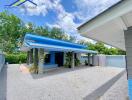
left=100, top=74, right=128, bottom=100
left=0, top=64, right=126, bottom=100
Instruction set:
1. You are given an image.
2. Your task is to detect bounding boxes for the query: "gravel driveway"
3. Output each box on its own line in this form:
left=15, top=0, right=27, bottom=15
left=0, top=64, right=126, bottom=100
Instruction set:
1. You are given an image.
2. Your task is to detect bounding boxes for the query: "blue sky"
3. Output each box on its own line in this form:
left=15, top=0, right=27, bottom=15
left=0, top=0, right=120, bottom=41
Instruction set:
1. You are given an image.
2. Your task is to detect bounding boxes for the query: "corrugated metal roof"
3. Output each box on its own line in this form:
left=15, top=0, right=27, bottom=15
left=21, top=34, right=97, bottom=54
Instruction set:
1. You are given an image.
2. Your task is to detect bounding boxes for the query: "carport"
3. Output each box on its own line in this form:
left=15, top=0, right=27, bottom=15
left=77, top=0, right=132, bottom=99
left=21, top=34, right=97, bottom=73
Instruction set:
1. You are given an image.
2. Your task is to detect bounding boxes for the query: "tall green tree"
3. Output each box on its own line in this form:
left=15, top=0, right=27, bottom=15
left=0, top=11, right=25, bottom=53
left=49, top=27, right=65, bottom=40
left=35, top=26, right=49, bottom=37
left=78, top=41, right=126, bottom=55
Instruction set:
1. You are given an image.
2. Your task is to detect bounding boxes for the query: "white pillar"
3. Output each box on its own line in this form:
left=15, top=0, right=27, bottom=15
left=91, top=54, right=95, bottom=66
left=71, top=52, right=75, bottom=69
left=88, top=53, right=90, bottom=66
left=38, top=48, right=44, bottom=74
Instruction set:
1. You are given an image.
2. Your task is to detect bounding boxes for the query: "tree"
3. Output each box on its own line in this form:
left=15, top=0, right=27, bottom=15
left=78, top=41, right=126, bottom=55
left=0, top=11, right=26, bottom=53
left=35, top=26, right=49, bottom=37
left=117, top=49, right=126, bottom=55
left=68, top=35, right=76, bottom=42
left=49, top=27, right=65, bottom=40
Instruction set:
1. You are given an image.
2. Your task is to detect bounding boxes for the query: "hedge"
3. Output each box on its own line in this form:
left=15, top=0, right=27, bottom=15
left=5, top=53, right=27, bottom=64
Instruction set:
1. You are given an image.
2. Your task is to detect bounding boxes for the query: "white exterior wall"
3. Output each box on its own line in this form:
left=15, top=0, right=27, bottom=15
left=0, top=53, right=5, bottom=72
left=105, top=55, right=126, bottom=68
left=94, top=55, right=126, bottom=68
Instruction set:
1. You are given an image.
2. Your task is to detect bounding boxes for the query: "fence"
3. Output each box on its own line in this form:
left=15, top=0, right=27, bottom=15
left=105, top=55, right=126, bottom=68
left=0, top=53, right=5, bottom=72
left=80, top=55, right=126, bottom=68
left=94, top=55, right=126, bottom=68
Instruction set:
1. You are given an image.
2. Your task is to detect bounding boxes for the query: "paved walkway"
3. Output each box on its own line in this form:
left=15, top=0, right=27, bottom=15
left=0, top=64, right=126, bottom=100
left=100, top=74, right=128, bottom=100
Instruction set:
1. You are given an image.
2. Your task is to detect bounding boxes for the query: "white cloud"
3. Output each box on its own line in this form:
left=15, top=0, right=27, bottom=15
left=20, top=0, right=120, bottom=41
left=21, top=0, right=60, bottom=16
left=74, top=0, right=120, bottom=21
left=21, top=0, right=78, bottom=34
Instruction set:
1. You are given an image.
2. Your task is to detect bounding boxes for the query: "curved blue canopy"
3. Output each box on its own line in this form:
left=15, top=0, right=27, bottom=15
left=25, top=34, right=86, bottom=49
left=21, top=33, right=97, bottom=54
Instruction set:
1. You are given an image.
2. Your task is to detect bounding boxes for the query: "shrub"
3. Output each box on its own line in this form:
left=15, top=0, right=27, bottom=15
left=75, top=58, right=80, bottom=66
left=64, top=52, right=72, bottom=68
left=29, top=65, right=38, bottom=74
left=5, top=53, right=27, bottom=64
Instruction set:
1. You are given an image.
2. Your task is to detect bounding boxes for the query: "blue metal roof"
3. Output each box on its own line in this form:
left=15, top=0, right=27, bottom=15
left=25, top=33, right=86, bottom=49
left=21, top=33, right=97, bottom=54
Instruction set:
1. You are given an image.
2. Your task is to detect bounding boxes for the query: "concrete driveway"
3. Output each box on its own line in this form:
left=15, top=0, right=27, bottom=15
left=0, top=64, right=127, bottom=100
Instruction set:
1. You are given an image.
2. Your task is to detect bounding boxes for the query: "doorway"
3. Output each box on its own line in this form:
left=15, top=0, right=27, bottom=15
left=55, top=52, right=64, bottom=67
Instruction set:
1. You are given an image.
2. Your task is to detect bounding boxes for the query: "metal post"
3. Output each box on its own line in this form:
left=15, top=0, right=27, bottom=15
left=38, top=48, right=44, bottom=74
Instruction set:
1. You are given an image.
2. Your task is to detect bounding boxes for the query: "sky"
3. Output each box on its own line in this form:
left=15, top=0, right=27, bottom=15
left=0, top=0, right=120, bottom=41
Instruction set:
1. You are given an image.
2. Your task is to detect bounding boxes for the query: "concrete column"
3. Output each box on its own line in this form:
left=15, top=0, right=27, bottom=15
left=30, top=49, right=33, bottom=64
left=71, top=52, right=75, bottom=69
left=27, top=51, right=30, bottom=65
left=92, top=54, right=94, bottom=66
left=29, top=49, right=33, bottom=66
left=38, top=48, right=44, bottom=74
left=88, top=53, right=90, bottom=66
left=33, top=48, right=39, bottom=71
left=124, top=26, right=132, bottom=99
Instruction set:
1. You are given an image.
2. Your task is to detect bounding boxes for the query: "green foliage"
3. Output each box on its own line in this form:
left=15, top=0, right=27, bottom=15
left=0, top=11, right=77, bottom=53
left=64, top=53, right=80, bottom=67
left=75, top=58, right=80, bottom=66
left=80, top=41, right=126, bottom=55
left=34, top=26, right=49, bottom=37
left=64, top=52, right=72, bottom=68
left=5, top=53, right=27, bottom=64
left=0, top=11, right=26, bottom=53
left=29, top=65, right=38, bottom=74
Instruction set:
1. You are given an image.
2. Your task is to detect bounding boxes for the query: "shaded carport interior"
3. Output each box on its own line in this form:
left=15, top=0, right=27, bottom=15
left=78, top=0, right=132, bottom=99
